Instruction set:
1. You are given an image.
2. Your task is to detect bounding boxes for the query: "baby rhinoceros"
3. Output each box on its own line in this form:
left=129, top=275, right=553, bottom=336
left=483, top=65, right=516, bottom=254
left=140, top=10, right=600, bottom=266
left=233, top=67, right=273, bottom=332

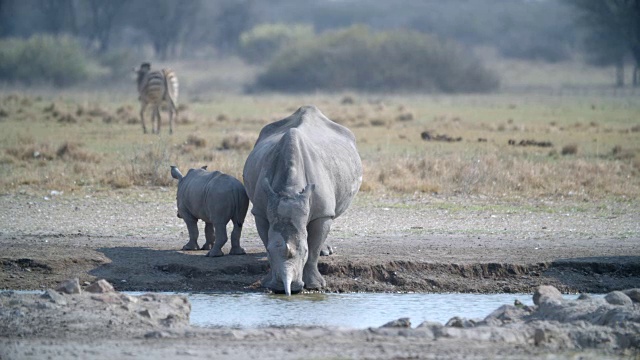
left=170, top=165, right=249, bottom=257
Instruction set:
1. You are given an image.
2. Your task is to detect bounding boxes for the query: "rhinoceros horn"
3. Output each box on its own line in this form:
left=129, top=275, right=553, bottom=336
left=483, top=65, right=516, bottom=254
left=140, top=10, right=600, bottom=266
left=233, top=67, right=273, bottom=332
left=283, top=267, right=295, bottom=296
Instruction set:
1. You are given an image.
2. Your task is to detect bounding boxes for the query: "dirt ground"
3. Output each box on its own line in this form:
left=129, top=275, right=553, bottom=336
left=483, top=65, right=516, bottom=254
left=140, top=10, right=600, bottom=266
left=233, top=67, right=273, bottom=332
left=1, top=190, right=638, bottom=294
left=1, top=189, right=639, bottom=359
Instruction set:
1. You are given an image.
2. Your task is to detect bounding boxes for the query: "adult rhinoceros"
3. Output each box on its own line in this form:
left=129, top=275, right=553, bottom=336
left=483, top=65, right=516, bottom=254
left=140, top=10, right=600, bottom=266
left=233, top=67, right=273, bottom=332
left=243, top=105, right=362, bottom=295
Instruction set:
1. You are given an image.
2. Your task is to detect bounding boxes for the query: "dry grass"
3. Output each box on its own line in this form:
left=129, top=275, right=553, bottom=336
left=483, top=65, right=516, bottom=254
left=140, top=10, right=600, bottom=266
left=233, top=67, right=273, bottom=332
left=366, top=152, right=638, bottom=197
left=220, top=133, right=255, bottom=150
left=0, top=89, right=638, bottom=201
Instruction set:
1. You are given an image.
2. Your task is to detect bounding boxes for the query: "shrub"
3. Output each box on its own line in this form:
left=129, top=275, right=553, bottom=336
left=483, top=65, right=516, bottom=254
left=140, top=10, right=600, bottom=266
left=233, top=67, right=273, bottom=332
left=0, top=35, right=89, bottom=87
left=239, top=23, right=315, bottom=64
left=186, top=135, right=207, bottom=148
left=255, top=26, right=499, bottom=93
left=56, top=142, right=100, bottom=163
left=561, top=144, right=578, bottom=156
left=97, top=49, right=137, bottom=80
left=125, top=142, right=177, bottom=187
left=220, top=134, right=254, bottom=150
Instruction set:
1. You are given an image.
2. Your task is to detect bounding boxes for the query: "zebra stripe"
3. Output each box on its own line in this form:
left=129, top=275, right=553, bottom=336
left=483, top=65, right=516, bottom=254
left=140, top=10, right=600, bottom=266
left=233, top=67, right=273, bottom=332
left=135, top=62, right=179, bottom=134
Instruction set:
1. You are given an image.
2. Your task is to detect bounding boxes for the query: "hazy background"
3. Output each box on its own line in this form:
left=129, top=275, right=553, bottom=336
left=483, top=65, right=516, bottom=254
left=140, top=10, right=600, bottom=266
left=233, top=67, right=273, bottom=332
left=0, top=0, right=638, bottom=98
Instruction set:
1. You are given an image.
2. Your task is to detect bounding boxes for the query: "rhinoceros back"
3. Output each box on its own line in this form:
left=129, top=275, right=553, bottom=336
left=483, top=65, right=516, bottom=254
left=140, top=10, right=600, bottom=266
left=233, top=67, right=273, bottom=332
left=243, top=105, right=362, bottom=221
left=179, top=169, right=248, bottom=224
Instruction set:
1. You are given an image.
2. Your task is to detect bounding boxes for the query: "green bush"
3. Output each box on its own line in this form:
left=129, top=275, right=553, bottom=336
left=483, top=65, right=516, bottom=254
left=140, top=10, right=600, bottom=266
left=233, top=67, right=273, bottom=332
left=0, top=35, right=89, bottom=87
left=255, top=26, right=499, bottom=93
left=238, top=23, right=315, bottom=64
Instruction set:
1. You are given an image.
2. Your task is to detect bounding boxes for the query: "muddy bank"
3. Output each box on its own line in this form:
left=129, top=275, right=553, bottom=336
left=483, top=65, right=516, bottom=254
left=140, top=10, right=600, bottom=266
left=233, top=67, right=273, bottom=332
left=1, top=280, right=638, bottom=359
left=2, top=233, right=640, bottom=295
left=1, top=192, right=639, bottom=294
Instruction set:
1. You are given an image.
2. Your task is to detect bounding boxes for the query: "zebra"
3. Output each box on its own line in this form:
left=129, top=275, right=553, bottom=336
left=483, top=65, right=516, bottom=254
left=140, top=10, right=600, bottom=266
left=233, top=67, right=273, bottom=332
left=135, top=62, right=179, bottom=134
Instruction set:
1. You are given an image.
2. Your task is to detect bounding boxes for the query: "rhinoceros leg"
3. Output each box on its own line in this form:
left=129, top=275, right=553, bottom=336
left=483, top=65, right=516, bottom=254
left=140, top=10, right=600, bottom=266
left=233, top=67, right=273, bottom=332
left=254, top=215, right=269, bottom=248
left=303, top=217, right=332, bottom=290
left=255, top=215, right=275, bottom=287
left=206, top=222, right=227, bottom=257
left=201, top=222, right=215, bottom=250
left=320, top=244, right=334, bottom=256
left=228, top=221, right=246, bottom=255
left=182, top=216, right=200, bottom=251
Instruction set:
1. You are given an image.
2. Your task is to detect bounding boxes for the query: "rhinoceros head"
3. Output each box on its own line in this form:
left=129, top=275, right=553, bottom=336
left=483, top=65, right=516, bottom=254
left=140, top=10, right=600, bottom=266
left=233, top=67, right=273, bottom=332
left=263, top=179, right=315, bottom=295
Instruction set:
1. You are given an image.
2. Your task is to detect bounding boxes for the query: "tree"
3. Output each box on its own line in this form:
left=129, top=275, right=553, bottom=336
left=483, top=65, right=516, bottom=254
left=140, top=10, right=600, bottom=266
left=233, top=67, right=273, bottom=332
left=86, top=0, right=126, bottom=53
left=583, top=29, right=628, bottom=86
left=133, top=0, right=201, bottom=59
left=238, top=23, right=314, bottom=64
left=38, top=0, right=78, bottom=35
left=211, top=0, right=256, bottom=55
left=568, top=0, right=640, bottom=86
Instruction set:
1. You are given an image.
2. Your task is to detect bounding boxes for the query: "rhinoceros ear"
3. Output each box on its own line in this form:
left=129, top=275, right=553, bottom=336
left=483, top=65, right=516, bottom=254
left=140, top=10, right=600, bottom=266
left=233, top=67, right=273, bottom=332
left=170, top=165, right=183, bottom=180
left=201, top=165, right=208, bottom=170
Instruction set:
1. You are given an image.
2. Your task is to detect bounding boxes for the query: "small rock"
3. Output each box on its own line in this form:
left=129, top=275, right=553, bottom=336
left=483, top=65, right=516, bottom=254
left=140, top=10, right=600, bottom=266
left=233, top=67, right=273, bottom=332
left=533, top=285, right=563, bottom=306
left=605, top=291, right=633, bottom=306
left=622, top=289, right=640, bottom=303
left=144, top=330, right=170, bottom=339
left=139, top=309, right=152, bottom=318
left=416, top=321, right=443, bottom=329
left=55, top=278, right=81, bottom=294
left=445, top=316, right=476, bottom=328
left=119, top=294, right=139, bottom=303
left=577, top=293, right=591, bottom=300
left=41, top=289, right=67, bottom=305
left=381, top=317, right=411, bottom=328
left=534, top=328, right=546, bottom=346
left=85, top=279, right=115, bottom=293
left=484, top=305, right=527, bottom=325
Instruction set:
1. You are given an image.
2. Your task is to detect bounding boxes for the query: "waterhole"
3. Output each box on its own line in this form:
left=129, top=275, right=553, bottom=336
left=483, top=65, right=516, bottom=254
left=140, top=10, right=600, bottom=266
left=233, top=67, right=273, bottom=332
left=8, top=290, right=587, bottom=329
left=181, top=292, right=584, bottom=328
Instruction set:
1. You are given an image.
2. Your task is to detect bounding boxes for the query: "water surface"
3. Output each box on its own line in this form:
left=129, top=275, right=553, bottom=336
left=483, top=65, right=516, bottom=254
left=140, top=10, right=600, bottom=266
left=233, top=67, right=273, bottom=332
left=186, top=292, right=544, bottom=328
left=5, top=290, right=587, bottom=329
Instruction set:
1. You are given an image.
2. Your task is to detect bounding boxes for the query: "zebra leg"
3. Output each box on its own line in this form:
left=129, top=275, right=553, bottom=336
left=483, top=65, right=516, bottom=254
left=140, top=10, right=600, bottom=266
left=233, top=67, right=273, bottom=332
left=153, top=106, right=161, bottom=134
left=140, top=103, right=148, bottom=134
left=169, top=107, right=174, bottom=135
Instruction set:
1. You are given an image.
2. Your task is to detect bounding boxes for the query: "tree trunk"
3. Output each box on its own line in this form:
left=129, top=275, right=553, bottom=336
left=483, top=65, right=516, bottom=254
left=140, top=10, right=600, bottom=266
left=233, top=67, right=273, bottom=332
left=632, top=46, right=640, bottom=87
left=615, top=59, right=625, bottom=87
left=154, top=41, right=168, bottom=60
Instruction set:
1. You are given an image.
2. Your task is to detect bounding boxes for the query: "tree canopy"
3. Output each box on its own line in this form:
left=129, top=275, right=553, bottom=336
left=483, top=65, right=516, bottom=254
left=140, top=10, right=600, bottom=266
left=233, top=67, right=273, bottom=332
left=568, top=0, right=640, bottom=86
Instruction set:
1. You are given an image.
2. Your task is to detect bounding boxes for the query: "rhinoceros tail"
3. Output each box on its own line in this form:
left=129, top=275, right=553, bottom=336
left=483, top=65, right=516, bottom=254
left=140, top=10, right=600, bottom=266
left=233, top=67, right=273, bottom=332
left=234, top=186, right=249, bottom=227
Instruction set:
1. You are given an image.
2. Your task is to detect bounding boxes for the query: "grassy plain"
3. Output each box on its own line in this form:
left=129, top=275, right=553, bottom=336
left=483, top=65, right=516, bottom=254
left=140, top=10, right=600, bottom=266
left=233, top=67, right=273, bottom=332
left=0, top=56, right=639, bottom=201
left=0, top=89, right=638, bottom=201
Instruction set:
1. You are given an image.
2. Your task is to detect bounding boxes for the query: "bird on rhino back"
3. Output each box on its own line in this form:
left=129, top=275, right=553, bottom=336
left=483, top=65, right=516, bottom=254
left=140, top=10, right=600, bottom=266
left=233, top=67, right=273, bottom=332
left=170, top=165, right=249, bottom=257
